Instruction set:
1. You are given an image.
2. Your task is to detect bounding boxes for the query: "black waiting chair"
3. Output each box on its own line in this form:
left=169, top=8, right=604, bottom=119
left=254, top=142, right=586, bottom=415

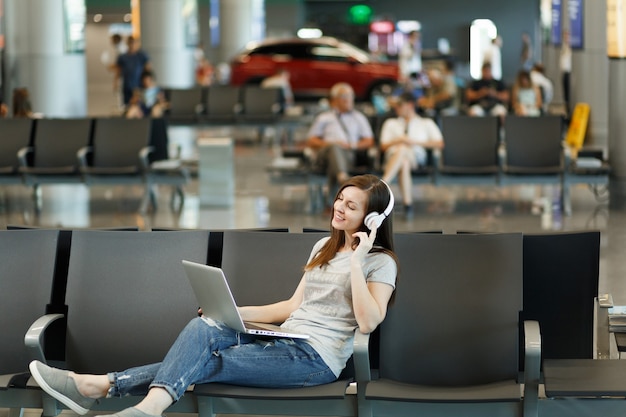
left=18, top=118, right=93, bottom=209
left=78, top=118, right=153, bottom=211
left=193, top=229, right=367, bottom=417
left=204, top=85, right=241, bottom=124
left=434, top=116, right=501, bottom=186
left=361, top=233, right=540, bottom=417
left=0, top=230, right=60, bottom=416
left=0, top=118, right=34, bottom=185
left=165, top=87, right=205, bottom=124
left=25, top=230, right=209, bottom=416
left=500, top=116, right=564, bottom=189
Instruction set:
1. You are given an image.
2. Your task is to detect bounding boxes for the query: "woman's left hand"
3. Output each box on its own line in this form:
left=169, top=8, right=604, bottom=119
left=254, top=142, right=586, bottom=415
left=352, top=226, right=377, bottom=263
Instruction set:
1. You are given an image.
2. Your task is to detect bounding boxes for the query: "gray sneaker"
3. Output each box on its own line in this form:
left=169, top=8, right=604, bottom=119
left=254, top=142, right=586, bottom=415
left=29, top=360, right=96, bottom=415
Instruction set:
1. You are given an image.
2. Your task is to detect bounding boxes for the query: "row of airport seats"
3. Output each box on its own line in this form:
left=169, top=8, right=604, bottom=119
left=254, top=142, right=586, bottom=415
left=269, top=115, right=610, bottom=215
left=0, top=117, right=188, bottom=212
left=164, top=85, right=287, bottom=125
left=0, top=226, right=616, bottom=417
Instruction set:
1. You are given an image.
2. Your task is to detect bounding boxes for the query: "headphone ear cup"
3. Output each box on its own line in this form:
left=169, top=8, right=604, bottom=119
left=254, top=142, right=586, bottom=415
left=364, top=211, right=382, bottom=230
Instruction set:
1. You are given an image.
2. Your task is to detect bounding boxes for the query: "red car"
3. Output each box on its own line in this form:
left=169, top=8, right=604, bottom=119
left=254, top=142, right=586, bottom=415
left=229, top=37, right=399, bottom=101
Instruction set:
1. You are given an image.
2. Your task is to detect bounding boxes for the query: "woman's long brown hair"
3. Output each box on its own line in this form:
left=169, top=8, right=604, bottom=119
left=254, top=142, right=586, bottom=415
left=305, top=175, right=399, bottom=282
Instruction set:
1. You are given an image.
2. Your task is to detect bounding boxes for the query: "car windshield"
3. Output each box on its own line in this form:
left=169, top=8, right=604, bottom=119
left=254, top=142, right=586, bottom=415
left=336, top=41, right=371, bottom=64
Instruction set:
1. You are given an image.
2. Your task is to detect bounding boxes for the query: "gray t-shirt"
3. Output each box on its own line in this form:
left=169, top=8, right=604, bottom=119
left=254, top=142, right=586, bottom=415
left=281, top=237, right=397, bottom=377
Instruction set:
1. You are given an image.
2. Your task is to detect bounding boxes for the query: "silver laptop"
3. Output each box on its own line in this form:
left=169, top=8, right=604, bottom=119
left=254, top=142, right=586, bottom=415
left=182, top=260, right=309, bottom=339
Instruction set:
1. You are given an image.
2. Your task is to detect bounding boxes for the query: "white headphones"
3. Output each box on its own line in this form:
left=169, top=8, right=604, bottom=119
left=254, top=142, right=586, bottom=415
left=364, top=179, right=395, bottom=230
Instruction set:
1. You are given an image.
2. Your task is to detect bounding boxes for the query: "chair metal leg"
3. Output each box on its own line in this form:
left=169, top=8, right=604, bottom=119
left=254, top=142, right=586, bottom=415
left=8, top=407, right=24, bottom=417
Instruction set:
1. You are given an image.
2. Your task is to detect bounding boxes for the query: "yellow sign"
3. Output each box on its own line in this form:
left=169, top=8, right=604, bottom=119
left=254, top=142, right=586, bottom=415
left=566, top=103, right=590, bottom=150
left=608, top=0, right=626, bottom=58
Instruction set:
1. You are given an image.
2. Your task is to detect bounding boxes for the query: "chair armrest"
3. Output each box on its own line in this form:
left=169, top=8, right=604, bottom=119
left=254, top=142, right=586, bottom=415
left=77, top=146, right=93, bottom=167
left=523, top=320, right=541, bottom=417
left=497, top=142, right=506, bottom=170
left=139, top=146, right=155, bottom=169
left=352, top=330, right=371, bottom=383
left=431, top=148, right=441, bottom=173
left=24, top=313, right=65, bottom=363
left=17, top=146, right=34, bottom=167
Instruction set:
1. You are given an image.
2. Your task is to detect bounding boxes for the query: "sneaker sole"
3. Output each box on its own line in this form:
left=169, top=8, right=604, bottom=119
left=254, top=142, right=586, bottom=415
left=29, top=361, right=90, bottom=415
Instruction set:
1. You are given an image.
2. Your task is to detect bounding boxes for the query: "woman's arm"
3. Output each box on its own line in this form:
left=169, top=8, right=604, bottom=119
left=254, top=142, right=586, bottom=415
left=350, top=228, right=396, bottom=334
left=238, top=276, right=306, bottom=324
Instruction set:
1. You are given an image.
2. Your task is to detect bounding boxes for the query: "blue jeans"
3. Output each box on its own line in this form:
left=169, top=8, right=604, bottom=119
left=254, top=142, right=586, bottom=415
left=107, top=317, right=336, bottom=401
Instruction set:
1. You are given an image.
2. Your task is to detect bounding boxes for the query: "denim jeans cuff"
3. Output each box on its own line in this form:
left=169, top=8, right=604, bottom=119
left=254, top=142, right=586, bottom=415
left=148, top=382, right=179, bottom=403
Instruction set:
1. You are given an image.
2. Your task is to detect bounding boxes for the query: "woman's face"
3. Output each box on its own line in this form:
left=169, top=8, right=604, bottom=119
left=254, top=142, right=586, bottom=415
left=332, top=186, right=368, bottom=234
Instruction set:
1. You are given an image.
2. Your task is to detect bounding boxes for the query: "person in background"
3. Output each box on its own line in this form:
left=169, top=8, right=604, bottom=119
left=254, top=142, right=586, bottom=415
left=115, top=36, right=151, bottom=107
left=29, top=174, right=397, bottom=417
left=195, top=58, right=214, bottom=87
left=520, top=32, right=533, bottom=71
left=465, top=63, right=509, bottom=118
left=398, top=30, right=423, bottom=83
left=530, top=63, right=554, bottom=113
left=307, top=83, right=375, bottom=194
left=417, top=64, right=459, bottom=119
left=483, top=35, right=503, bottom=81
left=511, top=70, right=542, bottom=117
left=261, top=69, right=294, bottom=111
left=560, top=30, right=572, bottom=118
left=124, top=71, right=168, bottom=119
left=12, top=88, right=34, bottom=118
left=380, top=92, right=444, bottom=219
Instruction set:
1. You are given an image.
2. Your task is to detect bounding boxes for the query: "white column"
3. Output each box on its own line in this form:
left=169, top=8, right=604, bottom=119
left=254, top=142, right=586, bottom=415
left=140, top=0, right=196, bottom=88
left=217, top=0, right=265, bottom=64
left=570, top=0, right=608, bottom=149
left=4, top=0, right=87, bottom=117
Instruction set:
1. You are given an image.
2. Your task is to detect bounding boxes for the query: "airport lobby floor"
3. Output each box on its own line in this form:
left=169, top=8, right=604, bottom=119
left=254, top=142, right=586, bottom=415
left=0, top=125, right=625, bottom=417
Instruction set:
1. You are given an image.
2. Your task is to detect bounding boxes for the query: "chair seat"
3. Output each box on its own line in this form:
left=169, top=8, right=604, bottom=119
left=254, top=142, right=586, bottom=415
left=81, top=166, right=140, bottom=175
left=193, top=379, right=352, bottom=400
left=568, top=163, right=610, bottom=175
left=439, top=165, right=499, bottom=175
left=543, top=359, right=626, bottom=398
left=365, top=378, right=521, bottom=402
left=504, top=166, right=562, bottom=175
left=20, top=166, right=77, bottom=175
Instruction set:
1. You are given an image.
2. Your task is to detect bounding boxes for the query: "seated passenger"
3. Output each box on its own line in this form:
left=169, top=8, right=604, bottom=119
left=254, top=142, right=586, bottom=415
left=465, top=62, right=509, bottom=117
left=381, top=92, right=444, bottom=219
left=511, top=70, right=542, bottom=117
left=12, top=87, right=35, bottom=118
left=306, top=83, right=375, bottom=192
left=530, top=63, right=554, bottom=113
left=29, top=174, right=398, bottom=417
left=417, top=63, right=459, bottom=118
left=261, top=68, right=294, bottom=111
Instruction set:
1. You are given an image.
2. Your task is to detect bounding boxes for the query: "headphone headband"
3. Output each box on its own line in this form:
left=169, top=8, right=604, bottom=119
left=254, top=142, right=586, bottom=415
left=364, top=179, right=395, bottom=230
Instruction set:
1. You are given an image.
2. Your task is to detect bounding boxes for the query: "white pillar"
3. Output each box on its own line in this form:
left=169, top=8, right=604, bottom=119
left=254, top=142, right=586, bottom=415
left=4, top=0, right=87, bottom=117
left=570, top=0, right=608, bottom=148
left=140, top=0, right=196, bottom=88
left=217, top=0, right=265, bottom=64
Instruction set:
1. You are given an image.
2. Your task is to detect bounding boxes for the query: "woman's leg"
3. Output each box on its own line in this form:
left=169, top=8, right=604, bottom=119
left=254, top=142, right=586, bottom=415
left=133, top=320, right=334, bottom=416
left=398, top=158, right=413, bottom=206
left=382, top=145, right=410, bottom=185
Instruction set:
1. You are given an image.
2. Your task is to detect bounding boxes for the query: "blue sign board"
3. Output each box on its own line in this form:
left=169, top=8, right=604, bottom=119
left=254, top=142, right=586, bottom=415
left=568, top=0, right=584, bottom=49
left=551, top=0, right=562, bottom=45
